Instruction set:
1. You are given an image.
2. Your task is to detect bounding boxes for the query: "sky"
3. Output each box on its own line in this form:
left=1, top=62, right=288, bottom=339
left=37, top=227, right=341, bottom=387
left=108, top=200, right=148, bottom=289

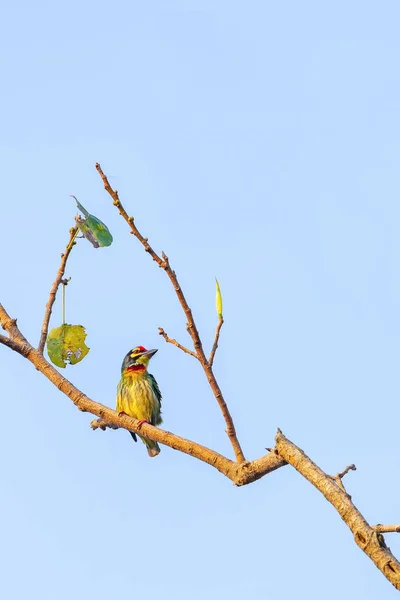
left=1, top=1, right=400, bottom=598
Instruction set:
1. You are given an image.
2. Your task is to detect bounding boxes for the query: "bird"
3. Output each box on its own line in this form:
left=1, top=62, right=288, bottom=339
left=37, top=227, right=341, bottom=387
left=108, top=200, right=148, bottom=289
left=116, top=345, right=162, bottom=457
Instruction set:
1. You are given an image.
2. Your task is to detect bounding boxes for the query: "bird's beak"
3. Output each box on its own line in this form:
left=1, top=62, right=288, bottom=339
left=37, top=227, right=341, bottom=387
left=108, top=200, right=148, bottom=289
left=140, top=349, right=158, bottom=358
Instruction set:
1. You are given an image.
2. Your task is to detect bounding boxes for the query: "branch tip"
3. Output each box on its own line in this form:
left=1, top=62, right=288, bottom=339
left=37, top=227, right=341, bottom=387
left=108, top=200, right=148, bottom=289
left=329, top=464, right=357, bottom=492
left=38, top=224, right=78, bottom=353
left=158, top=327, right=198, bottom=359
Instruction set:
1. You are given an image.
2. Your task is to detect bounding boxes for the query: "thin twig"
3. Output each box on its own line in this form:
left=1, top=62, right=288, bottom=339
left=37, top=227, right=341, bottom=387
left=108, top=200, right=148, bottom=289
left=373, top=525, right=400, bottom=534
left=38, top=226, right=79, bottom=353
left=95, top=162, right=246, bottom=463
left=209, top=316, right=224, bottom=367
left=0, top=307, right=278, bottom=484
left=61, top=278, right=71, bottom=325
left=2, top=305, right=400, bottom=588
left=329, top=463, right=356, bottom=493
left=275, top=430, right=400, bottom=591
left=158, top=327, right=198, bottom=359
left=0, top=333, right=23, bottom=352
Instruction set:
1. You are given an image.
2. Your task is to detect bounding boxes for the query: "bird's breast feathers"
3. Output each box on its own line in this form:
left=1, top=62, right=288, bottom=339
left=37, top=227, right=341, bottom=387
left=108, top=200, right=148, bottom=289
left=117, top=371, right=162, bottom=425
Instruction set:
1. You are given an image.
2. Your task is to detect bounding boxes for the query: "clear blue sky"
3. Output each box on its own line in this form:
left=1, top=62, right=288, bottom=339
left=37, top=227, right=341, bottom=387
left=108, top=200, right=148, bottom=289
left=1, top=1, right=399, bottom=598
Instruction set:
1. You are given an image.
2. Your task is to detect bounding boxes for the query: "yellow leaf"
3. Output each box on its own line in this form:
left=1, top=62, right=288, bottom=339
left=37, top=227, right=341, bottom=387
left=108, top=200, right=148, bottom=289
left=215, top=278, right=223, bottom=319
left=47, top=324, right=90, bottom=368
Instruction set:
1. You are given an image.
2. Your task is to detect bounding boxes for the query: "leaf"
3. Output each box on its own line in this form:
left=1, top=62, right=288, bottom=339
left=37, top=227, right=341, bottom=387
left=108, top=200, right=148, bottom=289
left=71, top=196, right=113, bottom=248
left=215, top=278, right=223, bottom=319
left=47, top=324, right=90, bottom=368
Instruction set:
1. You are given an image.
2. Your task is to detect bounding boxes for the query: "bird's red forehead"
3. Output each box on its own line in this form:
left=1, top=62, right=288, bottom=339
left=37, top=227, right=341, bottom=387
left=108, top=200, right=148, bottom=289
left=135, top=345, right=147, bottom=352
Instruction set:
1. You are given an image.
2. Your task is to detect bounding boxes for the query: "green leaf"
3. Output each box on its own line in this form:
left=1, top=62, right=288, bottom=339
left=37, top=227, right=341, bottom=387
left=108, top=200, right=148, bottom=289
left=71, top=196, right=113, bottom=248
left=47, top=324, right=90, bottom=368
left=215, top=278, right=223, bottom=319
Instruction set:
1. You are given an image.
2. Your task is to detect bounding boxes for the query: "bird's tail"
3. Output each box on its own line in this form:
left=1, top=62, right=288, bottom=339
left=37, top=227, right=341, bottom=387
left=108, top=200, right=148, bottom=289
left=140, top=434, right=161, bottom=458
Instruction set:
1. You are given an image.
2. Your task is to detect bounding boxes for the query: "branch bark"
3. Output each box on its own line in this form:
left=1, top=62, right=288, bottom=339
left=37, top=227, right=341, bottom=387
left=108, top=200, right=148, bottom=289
left=95, top=162, right=246, bottom=463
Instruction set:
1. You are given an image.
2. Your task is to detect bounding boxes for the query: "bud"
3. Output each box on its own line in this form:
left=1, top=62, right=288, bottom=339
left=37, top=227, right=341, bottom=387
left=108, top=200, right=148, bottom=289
left=215, top=278, right=223, bottom=319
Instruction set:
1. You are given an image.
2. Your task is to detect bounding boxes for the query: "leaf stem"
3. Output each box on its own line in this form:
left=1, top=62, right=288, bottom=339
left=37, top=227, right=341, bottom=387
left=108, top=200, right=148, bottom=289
left=62, top=282, right=66, bottom=325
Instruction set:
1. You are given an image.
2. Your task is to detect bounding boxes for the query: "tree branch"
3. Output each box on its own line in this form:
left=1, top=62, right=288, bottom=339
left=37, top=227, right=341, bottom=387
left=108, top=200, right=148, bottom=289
left=275, top=430, right=400, bottom=591
left=95, top=162, right=246, bottom=463
left=209, top=316, right=224, bottom=367
left=2, top=305, right=399, bottom=589
left=0, top=333, right=24, bottom=353
left=373, top=525, right=400, bottom=534
left=0, top=304, right=280, bottom=484
left=38, top=225, right=79, bottom=353
left=158, top=327, right=198, bottom=359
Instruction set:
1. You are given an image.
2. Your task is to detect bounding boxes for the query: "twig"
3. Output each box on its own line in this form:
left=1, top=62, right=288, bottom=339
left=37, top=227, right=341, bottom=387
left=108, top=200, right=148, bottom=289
left=329, top=463, right=356, bottom=493
left=373, top=525, right=400, bottom=534
left=0, top=301, right=283, bottom=485
left=0, top=333, right=23, bottom=353
left=209, top=316, right=224, bottom=367
left=275, top=430, right=400, bottom=591
left=95, top=162, right=246, bottom=463
left=38, top=226, right=79, bottom=353
left=0, top=306, right=28, bottom=344
left=90, top=419, right=119, bottom=431
left=158, top=327, right=198, bottom=359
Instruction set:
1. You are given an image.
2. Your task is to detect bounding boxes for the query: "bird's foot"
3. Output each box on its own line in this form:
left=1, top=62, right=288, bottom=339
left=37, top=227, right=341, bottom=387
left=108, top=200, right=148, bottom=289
left=118, top=411, right=129, bottom=417
left=137, top=419, right=150, bottom=429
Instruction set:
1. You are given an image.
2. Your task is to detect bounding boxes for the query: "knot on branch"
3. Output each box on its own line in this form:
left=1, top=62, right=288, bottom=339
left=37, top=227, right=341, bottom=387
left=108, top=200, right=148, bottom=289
left=91, top=418, right=119, bottom=431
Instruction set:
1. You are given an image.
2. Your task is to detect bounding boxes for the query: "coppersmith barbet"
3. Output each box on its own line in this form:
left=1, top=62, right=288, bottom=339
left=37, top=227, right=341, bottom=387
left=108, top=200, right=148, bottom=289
left=116, top=346, right=162, bottom=457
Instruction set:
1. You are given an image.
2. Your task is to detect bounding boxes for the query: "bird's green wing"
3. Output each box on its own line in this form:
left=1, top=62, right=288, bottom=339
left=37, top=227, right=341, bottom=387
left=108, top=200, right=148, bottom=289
left=148, top=373, right=162, bottom=425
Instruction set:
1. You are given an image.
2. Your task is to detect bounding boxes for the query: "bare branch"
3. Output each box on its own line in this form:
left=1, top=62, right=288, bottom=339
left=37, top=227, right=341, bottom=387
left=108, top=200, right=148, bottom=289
left=0, top=304, right=28, bottom=344
left=275, top=429, right=400, bottom=591
left=209, top=316, right=224, bottom=367
left=38, top=226, right=79, bottom=353
left=6, top=329, right=236, bottom=478
left=337, top=463, right=357, bottom=479
left=0, top=333, right=23, bottom=353
left=2, top=302, right=399, bottom=589
left=158, top=327, right=198, bottom=359
left=0, top=302, right=285, bottom=486
left=374, top=525, right=400, bottom=534
left=95, top=162, right=246, bottom=463
left=329, top=463, right=356, bottom=493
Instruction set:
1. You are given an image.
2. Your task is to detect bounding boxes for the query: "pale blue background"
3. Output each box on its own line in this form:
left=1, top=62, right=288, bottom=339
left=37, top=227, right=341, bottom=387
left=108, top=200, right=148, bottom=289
left=1, top=1, right=399, bottom=598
